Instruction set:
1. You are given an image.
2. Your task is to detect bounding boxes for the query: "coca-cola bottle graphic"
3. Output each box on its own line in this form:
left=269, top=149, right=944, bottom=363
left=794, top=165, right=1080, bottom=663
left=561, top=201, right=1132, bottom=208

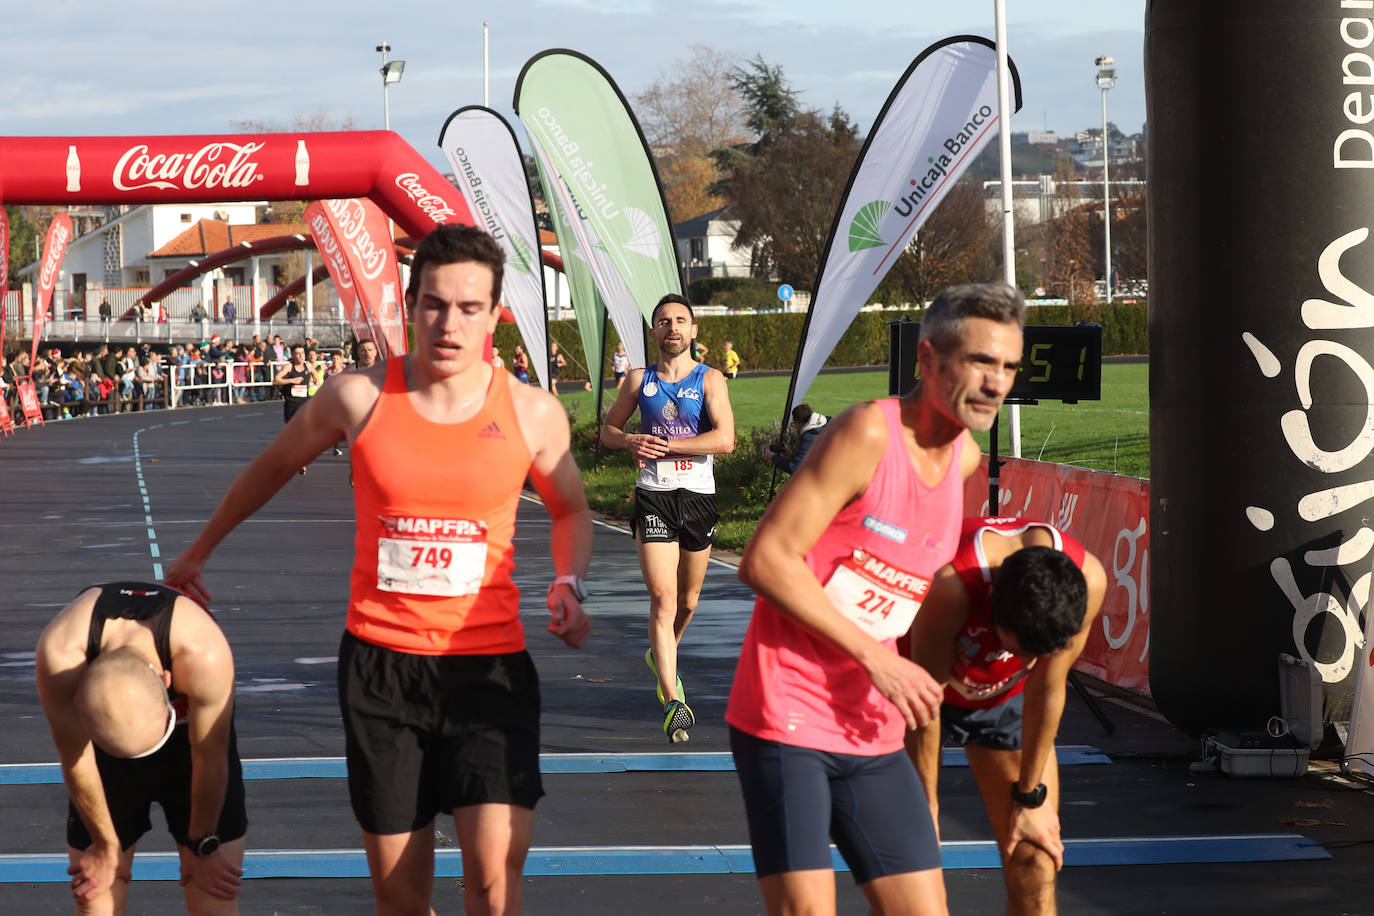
left=294, top=140, right=310, bottom=187
left=66, top=145, right=81, bottom=193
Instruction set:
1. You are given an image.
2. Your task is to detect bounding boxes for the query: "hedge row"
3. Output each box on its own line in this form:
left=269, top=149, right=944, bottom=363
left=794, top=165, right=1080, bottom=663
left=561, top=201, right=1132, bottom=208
left=493, top=301, right=1148, bottom=382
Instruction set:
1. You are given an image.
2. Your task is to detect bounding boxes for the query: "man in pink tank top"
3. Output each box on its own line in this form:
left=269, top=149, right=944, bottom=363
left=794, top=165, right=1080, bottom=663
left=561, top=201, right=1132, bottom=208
left=165, top=226, right=593, bottom=915
left=730, top=283, right=1025, bottom=915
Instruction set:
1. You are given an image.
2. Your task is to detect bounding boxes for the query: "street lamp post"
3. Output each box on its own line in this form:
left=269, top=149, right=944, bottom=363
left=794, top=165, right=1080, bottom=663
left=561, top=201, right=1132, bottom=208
left=1096, top=55, right=1116, bottom=303
left=376, top=42, right=406, bottom=131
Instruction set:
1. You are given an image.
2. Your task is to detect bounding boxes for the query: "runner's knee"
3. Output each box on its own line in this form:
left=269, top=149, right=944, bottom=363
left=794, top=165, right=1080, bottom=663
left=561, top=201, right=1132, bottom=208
left=1006, top=839, right=1055, bottom=885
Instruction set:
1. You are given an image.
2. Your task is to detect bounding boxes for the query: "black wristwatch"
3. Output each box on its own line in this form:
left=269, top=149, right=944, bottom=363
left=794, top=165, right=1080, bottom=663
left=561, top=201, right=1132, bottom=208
left=186, top=833, right=221, bottom=858
left=1010, top=782, right=1048, bottom=809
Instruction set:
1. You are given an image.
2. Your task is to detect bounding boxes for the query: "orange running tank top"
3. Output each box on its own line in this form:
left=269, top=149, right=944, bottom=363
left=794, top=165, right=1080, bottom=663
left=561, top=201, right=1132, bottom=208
left=347, top=359, right=532, bottom=655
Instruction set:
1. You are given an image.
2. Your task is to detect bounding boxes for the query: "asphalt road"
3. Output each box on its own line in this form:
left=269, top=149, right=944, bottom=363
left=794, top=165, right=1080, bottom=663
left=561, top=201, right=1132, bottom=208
left=0, top=403, right=1371, bottom=914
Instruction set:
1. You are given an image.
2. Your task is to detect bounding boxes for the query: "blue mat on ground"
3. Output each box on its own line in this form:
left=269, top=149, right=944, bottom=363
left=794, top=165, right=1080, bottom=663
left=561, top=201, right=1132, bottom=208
left=0, top=834, right=1328, bottom=881
left=0, top=746, right=1111, bottom=785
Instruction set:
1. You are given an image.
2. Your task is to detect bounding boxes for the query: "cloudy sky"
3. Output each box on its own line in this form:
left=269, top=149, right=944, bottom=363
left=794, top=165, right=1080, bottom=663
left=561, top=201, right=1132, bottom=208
left=8, top=1, right=1145, bottom=172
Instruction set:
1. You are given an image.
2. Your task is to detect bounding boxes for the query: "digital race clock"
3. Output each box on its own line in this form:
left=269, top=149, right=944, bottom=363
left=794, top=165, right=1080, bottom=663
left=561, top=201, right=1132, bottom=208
left=887, top=320, right=1103, bottom=404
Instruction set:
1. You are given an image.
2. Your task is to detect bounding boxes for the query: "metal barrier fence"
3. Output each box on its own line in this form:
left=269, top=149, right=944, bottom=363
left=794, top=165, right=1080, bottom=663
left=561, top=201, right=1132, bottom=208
left=167, top=359, right=292, bottom=408
left=6, top=318, right=354, bottom=349
left=4, top=285, right=344, bottom=323
left=2, top=359, right=323, bottom=424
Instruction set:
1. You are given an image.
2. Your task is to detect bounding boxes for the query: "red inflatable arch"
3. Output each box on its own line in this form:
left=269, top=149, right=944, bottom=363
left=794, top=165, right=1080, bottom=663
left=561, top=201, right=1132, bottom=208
left=0, top=131, right=472, bottom=240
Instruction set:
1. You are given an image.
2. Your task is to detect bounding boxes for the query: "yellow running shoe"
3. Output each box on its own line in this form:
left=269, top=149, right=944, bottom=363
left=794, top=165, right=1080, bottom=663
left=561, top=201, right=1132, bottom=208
left=645, top=647, right=685, bottom=706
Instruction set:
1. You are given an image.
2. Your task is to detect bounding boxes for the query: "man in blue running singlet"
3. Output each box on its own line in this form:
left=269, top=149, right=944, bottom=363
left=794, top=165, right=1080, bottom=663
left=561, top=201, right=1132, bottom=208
left=603, top=294, right=735, bottom=742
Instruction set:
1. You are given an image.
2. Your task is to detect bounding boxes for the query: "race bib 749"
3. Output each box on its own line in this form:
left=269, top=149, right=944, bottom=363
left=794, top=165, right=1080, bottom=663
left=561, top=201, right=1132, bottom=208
left=376, top=515, right=488, bottom=597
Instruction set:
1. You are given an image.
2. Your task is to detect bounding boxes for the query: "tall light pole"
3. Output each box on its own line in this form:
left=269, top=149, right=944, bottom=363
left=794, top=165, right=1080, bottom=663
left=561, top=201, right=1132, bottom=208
left=377, top=42, right=405, bottom=131
left=1096, top=55, right=1116, bottom=303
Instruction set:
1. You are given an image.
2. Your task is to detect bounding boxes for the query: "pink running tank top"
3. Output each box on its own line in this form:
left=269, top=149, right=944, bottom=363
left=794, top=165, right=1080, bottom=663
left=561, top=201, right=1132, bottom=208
left=726, top=398, right=966, bottom=755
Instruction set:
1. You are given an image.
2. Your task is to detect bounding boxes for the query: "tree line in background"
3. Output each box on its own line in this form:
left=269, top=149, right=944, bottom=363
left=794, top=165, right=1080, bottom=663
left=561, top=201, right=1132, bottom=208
left=634, top=45, right=1148, bottom=307
left=4, top=54, right=1148, bottom=310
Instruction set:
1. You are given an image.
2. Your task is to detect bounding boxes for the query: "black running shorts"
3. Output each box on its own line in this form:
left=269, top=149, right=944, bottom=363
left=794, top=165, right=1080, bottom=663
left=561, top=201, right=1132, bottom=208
left=66, top=722, right=248, bottom=852
left=942, top=694, right=1026, bottom=751
left=337, top=631, right=544, bottom=835
left=729, top=727, right=941, bottom=882
left=633, top=487, right=717, bottom=552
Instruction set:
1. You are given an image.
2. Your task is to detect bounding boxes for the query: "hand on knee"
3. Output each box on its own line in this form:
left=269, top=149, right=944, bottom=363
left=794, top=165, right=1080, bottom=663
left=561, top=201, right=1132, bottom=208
left=1005, top=841, right=1056, bottom=892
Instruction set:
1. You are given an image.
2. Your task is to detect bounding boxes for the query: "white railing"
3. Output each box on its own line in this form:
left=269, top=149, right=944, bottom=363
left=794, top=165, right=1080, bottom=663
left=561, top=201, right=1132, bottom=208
left=167, top=359, right=291, bottom=408
left=6, top=317, right=354, bottom=348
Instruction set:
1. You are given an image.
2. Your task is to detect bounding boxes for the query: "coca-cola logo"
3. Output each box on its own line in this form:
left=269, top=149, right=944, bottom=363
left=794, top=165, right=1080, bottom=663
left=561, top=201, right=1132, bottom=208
left=325, top=199, right=389, bottom=281
left=395, top=173, right=457, bottom=222
left=114, top=141, right=266, bottom=192
left=38, top=223, right=70, bottom=289
left=309, top=212, right=354, bottom=289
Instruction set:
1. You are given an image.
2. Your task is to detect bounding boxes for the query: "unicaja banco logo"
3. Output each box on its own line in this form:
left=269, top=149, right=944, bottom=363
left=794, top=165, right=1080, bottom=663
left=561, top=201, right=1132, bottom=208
left=848, top=201, right=890, bottom=252
left=509, top=234, right=534, bottom=274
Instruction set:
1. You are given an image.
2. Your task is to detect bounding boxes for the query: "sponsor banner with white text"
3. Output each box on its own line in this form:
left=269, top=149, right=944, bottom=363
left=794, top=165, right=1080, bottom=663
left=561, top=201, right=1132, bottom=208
left=306, top=199, right=407, bottom=359
left=17, top=380, right=43, bottom=427
left=964, top=457, right=1152, bottom=693
left=0, top=207, right=9, bottom=364
left=0, top=134, right=472, bottom=240
left=515, top=49, right=683, bottom=365
left=528, top=136, right=617, bottom=403
left=439, top=107, right=551, bottom=389
left=790, top=37, right=1021, bottom=411
left=306, top=202, right=374, bottom=352
left=32, top=213, right=73, bottom=366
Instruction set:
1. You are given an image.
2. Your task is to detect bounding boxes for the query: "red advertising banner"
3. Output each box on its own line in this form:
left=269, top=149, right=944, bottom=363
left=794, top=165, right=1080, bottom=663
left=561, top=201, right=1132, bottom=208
left=306, top=199, right=407, bottom=359
left=0, top=134, right=471, bottom=241
left=17, top=379, right=43, bottom=427
left=0, top=206, right=8, bottom=362
left=305, top=202, right=372, bottom=350
left=32, top=213, right=73, bottom=366
left=0, top=402, right=13, bottom=435
left=964, top=457, right=1152, bottom=694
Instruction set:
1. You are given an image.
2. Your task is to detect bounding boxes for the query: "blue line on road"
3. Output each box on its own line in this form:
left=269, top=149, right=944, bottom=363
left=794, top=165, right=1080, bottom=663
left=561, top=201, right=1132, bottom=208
left=0, top=834, right=1328, bottom=882
left=0, top=747, right=1110, bottom=785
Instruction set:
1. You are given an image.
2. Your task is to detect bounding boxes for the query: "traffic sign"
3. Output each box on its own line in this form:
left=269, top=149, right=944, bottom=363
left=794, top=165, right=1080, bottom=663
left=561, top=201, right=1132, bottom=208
left=777, top=284, right=794, bottom=302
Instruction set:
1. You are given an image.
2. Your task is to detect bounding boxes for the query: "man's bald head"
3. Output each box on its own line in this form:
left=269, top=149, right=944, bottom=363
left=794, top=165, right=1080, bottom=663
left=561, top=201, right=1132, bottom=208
left=74, top=647, right=172, bottom=758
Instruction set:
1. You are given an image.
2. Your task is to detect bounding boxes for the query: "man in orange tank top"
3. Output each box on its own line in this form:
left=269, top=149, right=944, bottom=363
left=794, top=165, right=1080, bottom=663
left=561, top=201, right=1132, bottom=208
left=165, top=225, right=592, bottom=916
left=731, top=284, right=1025, bottom=916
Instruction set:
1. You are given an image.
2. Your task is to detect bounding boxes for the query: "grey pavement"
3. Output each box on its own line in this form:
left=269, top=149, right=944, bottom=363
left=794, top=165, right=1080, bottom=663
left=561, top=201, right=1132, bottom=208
left=1, top=403, right=1373, bottom=914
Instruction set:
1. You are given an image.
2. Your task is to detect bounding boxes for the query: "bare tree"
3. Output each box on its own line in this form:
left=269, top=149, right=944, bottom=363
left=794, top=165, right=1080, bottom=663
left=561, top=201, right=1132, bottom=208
left=877, top=184, right=996, bottom=305
left=634, top=46, right=748, bottom=156
left=633, top=46, right=750, bottom=224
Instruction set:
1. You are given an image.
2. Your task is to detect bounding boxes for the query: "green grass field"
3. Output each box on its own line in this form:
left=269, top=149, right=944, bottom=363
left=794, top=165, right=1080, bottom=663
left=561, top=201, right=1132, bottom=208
left=558, top=363, right=1149, bottom=550
left=561, top=363, right=1150, bottom=475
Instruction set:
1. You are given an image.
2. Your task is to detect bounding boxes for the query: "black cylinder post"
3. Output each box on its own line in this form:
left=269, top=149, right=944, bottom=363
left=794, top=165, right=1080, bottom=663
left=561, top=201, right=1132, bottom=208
left=1148, top=1, right=1374, bottom=736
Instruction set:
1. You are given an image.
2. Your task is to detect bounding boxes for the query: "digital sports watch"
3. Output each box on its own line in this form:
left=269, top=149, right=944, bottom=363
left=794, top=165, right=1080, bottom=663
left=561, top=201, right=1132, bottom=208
left=1010, top=782, right=1049, bottom=809
left=185, top=833, right=221, bottom=858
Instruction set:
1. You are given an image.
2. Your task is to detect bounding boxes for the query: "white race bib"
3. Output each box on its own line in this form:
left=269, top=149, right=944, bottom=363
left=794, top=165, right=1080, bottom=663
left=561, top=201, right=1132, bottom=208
left=654, top=456, right=711, bottom=489
left=822, top=548, right=931, bottom=641
left=290, top=384, right=308, bottom=398
left=376, top=515, right=488, bottom=597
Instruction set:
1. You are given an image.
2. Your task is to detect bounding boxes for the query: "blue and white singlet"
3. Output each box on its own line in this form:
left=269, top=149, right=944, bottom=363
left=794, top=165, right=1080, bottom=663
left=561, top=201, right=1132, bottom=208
left=636, top=362, right=715, bottom=494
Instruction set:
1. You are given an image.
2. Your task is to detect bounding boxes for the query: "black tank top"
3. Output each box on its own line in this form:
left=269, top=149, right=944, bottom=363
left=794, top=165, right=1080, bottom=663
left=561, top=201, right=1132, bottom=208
left=84, top=582, right=183, bottom=704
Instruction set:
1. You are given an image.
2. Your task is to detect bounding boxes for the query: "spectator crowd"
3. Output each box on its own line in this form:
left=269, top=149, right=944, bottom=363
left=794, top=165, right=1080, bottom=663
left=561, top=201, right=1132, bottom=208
left=2, top=335, right=366, bottom=424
